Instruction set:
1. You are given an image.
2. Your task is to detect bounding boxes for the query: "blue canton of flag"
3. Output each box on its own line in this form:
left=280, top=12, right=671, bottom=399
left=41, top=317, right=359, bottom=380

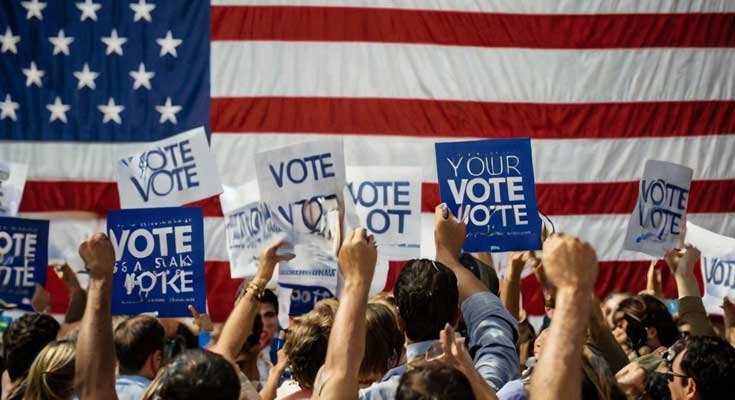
left=0, top=0, right=209, bottom=142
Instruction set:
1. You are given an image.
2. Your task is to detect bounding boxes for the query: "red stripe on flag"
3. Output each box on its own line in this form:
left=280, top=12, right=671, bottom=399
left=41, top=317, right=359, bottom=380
left=211, top=6, right=735, bottom=48
left=20, top=179, right=735, bottom=217
left=421, top=180, right=735, bottom=215
left=211, top=97, right=735, bottom=139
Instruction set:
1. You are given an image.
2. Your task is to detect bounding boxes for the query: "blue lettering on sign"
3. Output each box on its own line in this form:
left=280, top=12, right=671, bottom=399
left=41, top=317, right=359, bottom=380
left=0, top=217, right=49, bottom=310
left=703, top=257, right=735, bottom=289
left=636, top=179, right=688, bottom=242
left=279, top=283, right=334, bottom=316
left=347, top=181, right=413, bottom=235
left=269, top=153, right=336, bottom=188
left=122, top=140, right=201, bottom=202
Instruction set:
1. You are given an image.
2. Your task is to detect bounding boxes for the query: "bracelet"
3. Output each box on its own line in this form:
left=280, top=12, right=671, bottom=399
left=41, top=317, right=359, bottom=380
left=246, top=279, right=267, bottom=300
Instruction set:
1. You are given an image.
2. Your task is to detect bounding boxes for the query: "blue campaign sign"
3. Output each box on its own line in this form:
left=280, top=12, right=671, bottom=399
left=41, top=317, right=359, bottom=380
left=0, top=217, right=49, bottom=309
left=107, top=207, right=205, bottom=317
left=278, top=283, right=334, bottom=317
left=435, top=138, right=542, bottom=252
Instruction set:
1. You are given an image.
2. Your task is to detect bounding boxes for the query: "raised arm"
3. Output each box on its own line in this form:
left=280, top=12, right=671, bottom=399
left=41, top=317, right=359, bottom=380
left=502, top=251, right=538, bottom=321
left=211, top=241, right=293, bottom=363
left=664, top=245, right=715, bottom=336
left=529, top=233, right=599, bottom=400
left=56, top=263, right=87, bottom=323
left=74, top=233, right=118, bottom=400
left=314, top=228, right=377, bottom=400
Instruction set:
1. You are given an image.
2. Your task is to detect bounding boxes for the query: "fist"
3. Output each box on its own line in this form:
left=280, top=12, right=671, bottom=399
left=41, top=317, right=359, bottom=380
left=664, top=245, right=701, bottom=276
left=78, top=233, right=116, bottom=280
left=434, top=204, right=467, bottom=260
left=542, top=233, right=598, bottom=291
left=54, top=263, right=81, bottom=291
left=338, top=228, right=377, bottom=285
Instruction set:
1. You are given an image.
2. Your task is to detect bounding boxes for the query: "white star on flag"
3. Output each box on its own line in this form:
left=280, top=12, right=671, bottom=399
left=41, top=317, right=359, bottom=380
left=0, top=28, right=20, bottom=54
left=0, top=94, right=20, bottom=121
left=22, top=61, right=44, bottom=87
left=98, top=97, right=124, bottom=124
left=130, top=0, right=156, bottom=23
left=155, top=97, right=182, bottom=124
left=73, top=63, right=99, bottom=90
left=156, top=30, right=182, bottom=57
left=49, top=30, right=74, bottom=56
left=129, top=63, right=155, bottom=90
left=101, top=29, right=127, bottom=56
left=21, top=0, right=46, bottom=21
left=76, top=0, right=101, bottom=22
left=46, top=97, right=71, bottom=123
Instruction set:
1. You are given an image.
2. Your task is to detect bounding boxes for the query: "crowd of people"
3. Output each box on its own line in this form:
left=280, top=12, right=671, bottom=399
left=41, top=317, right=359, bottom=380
left=1, top=204, right=734, bottom=400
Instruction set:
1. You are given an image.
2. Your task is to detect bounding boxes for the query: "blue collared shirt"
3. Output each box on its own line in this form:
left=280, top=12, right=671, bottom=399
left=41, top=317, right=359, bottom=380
left=116, top=374, right=151, bottom=400
left=359, top=291, right=519, bottom=399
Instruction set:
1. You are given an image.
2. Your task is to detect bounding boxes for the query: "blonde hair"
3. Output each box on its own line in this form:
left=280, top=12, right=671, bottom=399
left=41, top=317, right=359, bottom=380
left=23, top=340, right=75, bottom=400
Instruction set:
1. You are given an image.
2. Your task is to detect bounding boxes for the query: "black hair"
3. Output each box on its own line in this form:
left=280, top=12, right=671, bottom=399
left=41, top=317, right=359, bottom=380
left=617, top=294, right=677, bottom=347
left=260, top=288, right=278, bottom=311
left=3, top=313, right=60, bottom=380
left=396, top=362, right=474, bottom=400
left=680, top=335, right=735, bottom=398
left=148, top=349, right=240, bottom=400
left=394, top=259, right=459, bottom=342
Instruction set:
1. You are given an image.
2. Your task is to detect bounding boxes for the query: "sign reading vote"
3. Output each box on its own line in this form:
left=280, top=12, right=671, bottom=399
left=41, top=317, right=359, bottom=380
left=255, top=140, right=345, bottom=234
left=624, top=160, right=693, bottom=257
left=435, top=138, right=542, bottom=252
left=0, top=161, right=28, bottom=217
left=0, top=217, right=48, bottom=309
left=346, top=167, right=421, bottom=246
left=116, top=127, right=223, bottom=209
left=107, top=207, right=206, bottom=317
left=685, top=222, right=735, bottom=316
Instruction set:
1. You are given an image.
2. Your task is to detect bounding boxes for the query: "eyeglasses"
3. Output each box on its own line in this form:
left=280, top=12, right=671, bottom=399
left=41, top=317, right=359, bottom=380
left=654, top=371, right=690, bottom=383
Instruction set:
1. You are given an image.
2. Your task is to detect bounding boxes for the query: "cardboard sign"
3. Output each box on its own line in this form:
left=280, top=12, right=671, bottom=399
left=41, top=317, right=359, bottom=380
left=685, top=222, right=735, bottom=315
left=116, top=127, right=223, bottom=209
left=623, top=160, right=693, bottom=257
left=107, top=207, right=206, bottom=317
left=0, top=161, right=28, bottom=217
left=0, top=217, right=49, bottom=309
left=346, top=167, right=422, bottom=246
left=435, top=139, right=542, bottom=252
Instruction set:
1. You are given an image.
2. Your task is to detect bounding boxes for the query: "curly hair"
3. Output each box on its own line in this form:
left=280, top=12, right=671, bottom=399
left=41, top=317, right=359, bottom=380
left=284, top=298, right=336, bottom=389
left=680, top=336, right=735, bottom=399
left=3, top=314, right=60, bottom=381
left=396, top=362, right=474, bottom=400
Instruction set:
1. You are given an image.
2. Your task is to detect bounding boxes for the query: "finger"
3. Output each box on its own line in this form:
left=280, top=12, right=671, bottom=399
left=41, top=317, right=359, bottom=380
left=367, top=234, right=377, bottom=247
left=188, top=304, right=200, bottom=318
left=354, top=227, right=368, bottom=243
left=435, top=203, right=450, bottom=220
left=91, top=232, right=109, bottom=242
left=276, top=253, right=296, bottom=262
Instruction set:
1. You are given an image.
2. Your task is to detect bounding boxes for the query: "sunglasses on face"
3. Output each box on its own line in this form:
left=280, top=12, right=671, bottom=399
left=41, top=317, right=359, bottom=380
left=654, top=371, right=690, bottom=383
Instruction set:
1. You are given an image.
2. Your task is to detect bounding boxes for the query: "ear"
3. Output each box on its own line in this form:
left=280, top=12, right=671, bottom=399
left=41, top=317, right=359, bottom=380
left=151, top=349, right=163, bottom=374
left=685, top=377, right=697, bottom=399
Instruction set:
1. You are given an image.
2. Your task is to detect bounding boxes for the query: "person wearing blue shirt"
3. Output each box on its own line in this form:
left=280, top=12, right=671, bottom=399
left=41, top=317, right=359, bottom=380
left=113, top=315, right=165, bottom=400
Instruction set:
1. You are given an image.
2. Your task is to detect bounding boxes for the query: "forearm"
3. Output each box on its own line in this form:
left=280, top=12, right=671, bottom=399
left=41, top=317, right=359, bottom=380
left=212, top=287, right=260, bottom=362
left=500, top=275, right=521, bottom=321
left=260, top=365, right=286, bottom=400
left=437, top=249, right=489, bottom=303
left=75, top=279, right=117, bottom=400
left=530, top=289, right=590, bottom=400
left=465, top=367, right=499, bottom=400
left=677, top=296, right=715, bottom=336
left=320, top=281, right=370, bottom=400
left=674, top=272, right=700, bottom=298
left=64, top=288, right=87, bottom=323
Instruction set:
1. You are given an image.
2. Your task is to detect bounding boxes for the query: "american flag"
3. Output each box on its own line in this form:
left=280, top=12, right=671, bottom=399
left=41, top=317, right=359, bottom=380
left=1, top=0, right=734, bottom=320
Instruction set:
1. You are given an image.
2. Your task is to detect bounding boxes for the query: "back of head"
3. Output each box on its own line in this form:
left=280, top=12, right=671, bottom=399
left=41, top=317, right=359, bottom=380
left=3, top=314, right=61, bottom=381
left=680, top=335, right=735, bottom=398
left=143, top=349, right=240, bottom=400
left=284, top=299, right=336, bottom=389
left=396, top=362, right=474, bottom=400
left=360, top=303, right=405, bottom=383
left=114, top=316, right=165, bottom=374
left=394, top=259, right=459, bottom=342
left=23, top=340, right=75, bottom=400
left=617, top=294, right=677, bottom=347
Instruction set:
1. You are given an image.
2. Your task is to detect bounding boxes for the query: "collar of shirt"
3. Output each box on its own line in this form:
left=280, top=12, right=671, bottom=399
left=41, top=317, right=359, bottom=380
left=116, top=374, right=151, bottom=387
left=405, top=339, right=438, bottom=362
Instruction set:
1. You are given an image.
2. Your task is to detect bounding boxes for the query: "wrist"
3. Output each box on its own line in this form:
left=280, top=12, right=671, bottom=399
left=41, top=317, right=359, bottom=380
left=436, top=247, right=460, bottom=263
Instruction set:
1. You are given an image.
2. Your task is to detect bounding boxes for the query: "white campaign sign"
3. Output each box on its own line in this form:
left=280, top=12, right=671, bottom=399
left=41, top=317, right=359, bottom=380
left=0, top=161, right=28, bottom=217
left=623, top=160, right=693, bottom=257
left=686, top=222, right=735, bottom=316
left=116, top=127, right=223, bottom=209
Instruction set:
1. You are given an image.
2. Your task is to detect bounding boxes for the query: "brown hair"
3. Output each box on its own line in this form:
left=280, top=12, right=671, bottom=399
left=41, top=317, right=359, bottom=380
left=114, top=316, right=165, bottom=374
left=284, top=299, right=336, bottom=389
left=360, top=303, right=405, bottom=384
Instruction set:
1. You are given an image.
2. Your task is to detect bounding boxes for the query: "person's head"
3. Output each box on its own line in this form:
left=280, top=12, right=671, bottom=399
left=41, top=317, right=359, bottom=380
left=394, top=259, right=459, bottom=343
left=396, top=362, right=474, bottom=400
left=602, top=291, right=633, bottom=329
left=114, top=316, right=165, bottom=379
left=614, top=294, right=677, bottom=353
left=3, top=313, right=60, bottom=382
left=360, top=303, right=405, bottom=384
left=142, top=349, right=240, bottom=400
left=23, top=340, right=75, bottom=400
left=665, top=336, right=735, bottom=400
left=284, top=299, right=336, bottom=389
left=258, top=289, right=279, bottom=348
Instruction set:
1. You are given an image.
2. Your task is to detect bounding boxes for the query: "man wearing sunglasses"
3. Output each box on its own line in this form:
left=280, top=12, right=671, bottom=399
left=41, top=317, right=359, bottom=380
left=660, top=335, right=735, bottom=399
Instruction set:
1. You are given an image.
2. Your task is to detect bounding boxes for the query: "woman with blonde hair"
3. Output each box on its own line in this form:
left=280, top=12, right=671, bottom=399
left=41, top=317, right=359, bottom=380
left=22, top=340, right=75, bottom=400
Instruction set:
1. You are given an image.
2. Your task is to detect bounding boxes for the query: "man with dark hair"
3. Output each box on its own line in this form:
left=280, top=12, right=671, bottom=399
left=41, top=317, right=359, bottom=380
left=257, top=288, right=279, bottom=386
left=146, top=349, right=241, bottom=400
left=113, top=315, right=165, bottom=400
left=396, top=362, right=475, bottom=400
left=665, top=335, right=735, bottom=400
left=359, top=205, right=519, bottom=399
left=3, top=313, right=60, bottom=399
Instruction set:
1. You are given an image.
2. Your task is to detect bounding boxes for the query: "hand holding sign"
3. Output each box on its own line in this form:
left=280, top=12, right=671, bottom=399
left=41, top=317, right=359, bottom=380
left=257, top=241, right=295, bottom=282
left=434, top=204, right=467, bottom=261
left=188, top=304, right=214, bottom=333
left=542, top=233, right=598, bottom=292
left=338, top=228, right=377, bottom=287
left=79, top=233, right=115, bottom=280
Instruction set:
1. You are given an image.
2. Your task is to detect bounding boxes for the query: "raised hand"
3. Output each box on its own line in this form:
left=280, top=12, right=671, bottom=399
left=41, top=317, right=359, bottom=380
left=338, top=228, right=377, bottom=286
left=434, top=204, right=466, bottom=260
left=54, top=263, right=82, bottom=292
left=256, top=241, right=295, bottom=282
left=78, top=233, right=116, bottom=280
left=31, top=284, right=50, bottom=313
left=189, top=304, right=214, bottom=333
left=664, top=245, right=701, bottom=277
left=541, top=233, right=598, bottom=292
